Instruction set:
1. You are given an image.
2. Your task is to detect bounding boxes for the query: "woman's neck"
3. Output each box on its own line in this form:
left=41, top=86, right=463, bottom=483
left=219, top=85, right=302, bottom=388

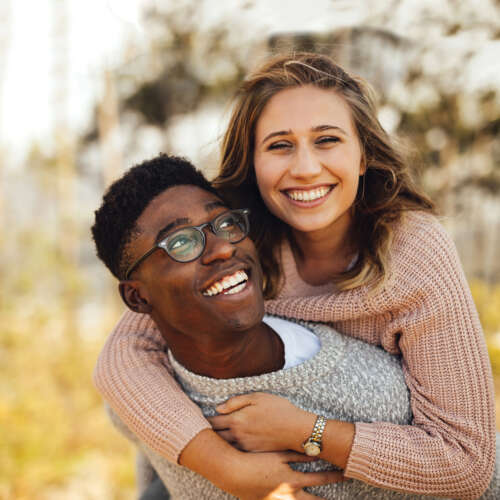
left=291, top=213, right=355, bottom=286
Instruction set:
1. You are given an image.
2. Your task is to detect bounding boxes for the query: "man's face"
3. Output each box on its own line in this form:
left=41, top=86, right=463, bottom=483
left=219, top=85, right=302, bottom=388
left=127, top=185, right=265, bottom=339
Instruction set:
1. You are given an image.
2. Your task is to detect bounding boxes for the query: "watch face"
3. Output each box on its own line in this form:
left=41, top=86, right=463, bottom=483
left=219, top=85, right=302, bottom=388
left=303, top=441, right=321, bottom=457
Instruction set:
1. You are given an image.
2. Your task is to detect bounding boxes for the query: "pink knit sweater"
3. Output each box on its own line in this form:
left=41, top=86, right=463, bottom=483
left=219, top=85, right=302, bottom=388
left=94, top=211, right=495, bottom=499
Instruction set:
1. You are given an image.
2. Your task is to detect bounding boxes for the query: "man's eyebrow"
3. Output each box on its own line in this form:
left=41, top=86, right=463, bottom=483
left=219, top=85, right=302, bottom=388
left=155, top=218, right=190, bottom=243
left=205, top=200, right=226, bottom=212
left=153, top=201, right=226, bottom=242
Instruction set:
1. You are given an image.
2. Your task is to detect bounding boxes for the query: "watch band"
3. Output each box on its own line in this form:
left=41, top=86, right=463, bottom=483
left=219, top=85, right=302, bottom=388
left=302, top=415, right=327, bottom=456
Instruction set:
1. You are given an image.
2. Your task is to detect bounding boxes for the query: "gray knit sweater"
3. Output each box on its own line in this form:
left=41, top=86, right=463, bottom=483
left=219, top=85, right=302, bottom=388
left=109, top=320, right=499, bottom=499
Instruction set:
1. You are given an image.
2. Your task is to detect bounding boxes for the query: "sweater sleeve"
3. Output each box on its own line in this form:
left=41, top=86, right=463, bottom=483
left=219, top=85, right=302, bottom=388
left=266, top=213, right=496, bottom=499
left=93, top=310, right=211, bottom=463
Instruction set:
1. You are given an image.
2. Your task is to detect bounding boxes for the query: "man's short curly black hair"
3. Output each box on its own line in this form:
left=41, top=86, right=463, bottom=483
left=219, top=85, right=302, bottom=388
left=91, top=153, right=220, bottom=280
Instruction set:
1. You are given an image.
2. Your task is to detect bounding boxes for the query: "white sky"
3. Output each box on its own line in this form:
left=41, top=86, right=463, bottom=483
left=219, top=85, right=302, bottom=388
left=1, top=0, right=498, bottom=160
left=1, top=0, right=146, bottom=153
left=0, top=0, right=367, bottom=156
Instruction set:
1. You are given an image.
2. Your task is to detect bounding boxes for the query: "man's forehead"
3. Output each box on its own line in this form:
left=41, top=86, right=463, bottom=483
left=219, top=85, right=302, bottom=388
left=137, top=185, right=228, bottom=233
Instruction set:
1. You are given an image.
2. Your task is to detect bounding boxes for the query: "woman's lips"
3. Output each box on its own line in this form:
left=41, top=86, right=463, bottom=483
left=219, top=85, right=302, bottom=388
left=282, top=185, right=336, bottom=207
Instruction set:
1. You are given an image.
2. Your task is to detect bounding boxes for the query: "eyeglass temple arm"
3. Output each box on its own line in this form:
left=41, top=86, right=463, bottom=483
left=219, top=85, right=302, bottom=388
left=124, top=246, right=159, bottom=280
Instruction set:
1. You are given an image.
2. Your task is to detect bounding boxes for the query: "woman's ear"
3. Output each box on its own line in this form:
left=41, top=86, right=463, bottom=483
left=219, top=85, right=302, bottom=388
left=118, top=281, right=152, bottom=314
left=360, top=152, right=367, bottom=175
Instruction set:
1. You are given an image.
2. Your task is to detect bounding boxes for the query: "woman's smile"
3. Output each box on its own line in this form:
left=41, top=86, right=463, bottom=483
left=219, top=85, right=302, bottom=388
left=253, top=85, right=365, bottom=236
left=282, top=184, right=336, bottom=206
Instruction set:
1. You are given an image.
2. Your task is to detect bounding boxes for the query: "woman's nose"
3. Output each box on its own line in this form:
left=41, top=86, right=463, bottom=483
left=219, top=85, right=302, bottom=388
left=201, top=231, right=236, bottom=265
left=289, top=145, right=322, bottom=179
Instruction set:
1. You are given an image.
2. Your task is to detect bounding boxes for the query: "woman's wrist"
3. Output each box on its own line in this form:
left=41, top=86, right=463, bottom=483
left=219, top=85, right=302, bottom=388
left=319, top=419, right=355, bottom=469
left=288, top=410, right=318, bottom=453
left=290, top=414, right=355, bottom=469
left=179, top=428, right=242, bottom=489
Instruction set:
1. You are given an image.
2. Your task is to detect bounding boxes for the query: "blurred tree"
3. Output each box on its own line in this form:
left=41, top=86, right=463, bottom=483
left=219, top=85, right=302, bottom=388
left=79, top=0, right=500, bottom=278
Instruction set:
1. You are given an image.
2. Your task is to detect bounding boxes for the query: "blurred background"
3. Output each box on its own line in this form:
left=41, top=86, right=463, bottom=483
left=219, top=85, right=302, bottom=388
left=1, top=0, right=500, bottom=498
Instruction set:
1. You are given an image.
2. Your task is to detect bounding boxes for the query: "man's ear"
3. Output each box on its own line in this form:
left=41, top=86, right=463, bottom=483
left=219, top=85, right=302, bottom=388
left=119, top=281, right=152, bottom=314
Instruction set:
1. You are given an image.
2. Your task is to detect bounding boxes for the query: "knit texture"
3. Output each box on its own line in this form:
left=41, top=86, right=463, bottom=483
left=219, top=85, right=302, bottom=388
left=94, top=211, right=496, bottom=498
left=110, top=322, right=441, bottom=499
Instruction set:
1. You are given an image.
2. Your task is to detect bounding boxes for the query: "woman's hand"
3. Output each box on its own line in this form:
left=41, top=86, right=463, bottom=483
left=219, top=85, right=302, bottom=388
left=179, top=428, right=343, bottom=500
left=225, top=450, right=343, bottom=500
left=209, top=392, right=315, bottom=452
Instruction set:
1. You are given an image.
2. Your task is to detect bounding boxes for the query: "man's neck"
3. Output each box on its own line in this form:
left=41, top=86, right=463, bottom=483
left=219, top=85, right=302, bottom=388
left=157, top=320, right=284, bottom=379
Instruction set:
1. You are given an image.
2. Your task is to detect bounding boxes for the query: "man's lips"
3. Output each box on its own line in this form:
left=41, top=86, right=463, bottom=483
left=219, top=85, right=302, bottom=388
left=202, top=269, right=249, bottom=297
left=283, top=185, right=335, bottom=202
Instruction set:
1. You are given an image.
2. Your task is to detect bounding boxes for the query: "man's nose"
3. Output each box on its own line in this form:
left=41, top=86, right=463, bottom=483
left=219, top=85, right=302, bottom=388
left=289, top=145, right=322, bottom=179
left=200, top=231, right=236, bottom=265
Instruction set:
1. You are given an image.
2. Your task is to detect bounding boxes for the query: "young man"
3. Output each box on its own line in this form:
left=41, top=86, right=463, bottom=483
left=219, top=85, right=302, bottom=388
left=92, top=154, right=343, bottom=500
left=91, top=154, right=497, bottom=499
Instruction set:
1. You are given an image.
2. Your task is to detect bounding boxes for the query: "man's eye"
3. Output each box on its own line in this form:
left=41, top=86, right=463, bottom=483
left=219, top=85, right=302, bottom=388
left=169, top=236, right=192, bottom=250
left=219, top=218, right=236, bottom=230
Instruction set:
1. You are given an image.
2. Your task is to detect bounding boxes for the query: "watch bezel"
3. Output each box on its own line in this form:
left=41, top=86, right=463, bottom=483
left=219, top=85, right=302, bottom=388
left=303, top=438, right=322, bottom=456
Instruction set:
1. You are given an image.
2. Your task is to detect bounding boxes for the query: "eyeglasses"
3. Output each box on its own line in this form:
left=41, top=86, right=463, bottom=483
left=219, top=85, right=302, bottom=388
left=124, top=209, right=250, bottom=280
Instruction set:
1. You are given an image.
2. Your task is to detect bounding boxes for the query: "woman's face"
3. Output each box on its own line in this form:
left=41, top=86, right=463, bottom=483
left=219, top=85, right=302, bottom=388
left=253, top=85, right=365, bottom=236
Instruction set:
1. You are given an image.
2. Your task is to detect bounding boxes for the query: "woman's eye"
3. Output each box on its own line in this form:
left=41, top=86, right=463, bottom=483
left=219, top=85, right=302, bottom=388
left=267, top=141, right=292, bottom=151
left=316, top=136, right=340, bottom=145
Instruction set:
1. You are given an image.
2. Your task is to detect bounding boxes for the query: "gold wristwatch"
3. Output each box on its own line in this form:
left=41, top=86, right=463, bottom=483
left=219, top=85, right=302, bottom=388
left=302, top=415, right=327, bottom=457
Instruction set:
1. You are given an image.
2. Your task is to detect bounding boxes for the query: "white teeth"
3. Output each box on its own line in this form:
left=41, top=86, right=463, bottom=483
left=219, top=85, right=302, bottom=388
left=224, top=282, right=246, bottom=295
left=202, top=270, right=249, bottom=296
left=286, top=186, right=332, bottom=202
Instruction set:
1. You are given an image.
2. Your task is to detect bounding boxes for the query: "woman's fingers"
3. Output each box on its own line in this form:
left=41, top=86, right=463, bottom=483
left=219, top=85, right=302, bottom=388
left=278, top=451, right=345, bottom=489
left=215, top=429, right=236, bottom=443
left=280, top=452, right=317, bottom=463
left=297, top=470, right=344, bottom=487
left=216, top=393, right=258, bottom=413
left=208, top=414, right=232, bottom=429
left=295, top=491, right=326, bottom=500
left=262, top=480, right=331, bottom=500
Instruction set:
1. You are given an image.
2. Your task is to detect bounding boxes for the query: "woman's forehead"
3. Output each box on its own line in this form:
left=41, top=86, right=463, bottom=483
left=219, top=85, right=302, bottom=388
left=255, top=85, right=355, bottom=138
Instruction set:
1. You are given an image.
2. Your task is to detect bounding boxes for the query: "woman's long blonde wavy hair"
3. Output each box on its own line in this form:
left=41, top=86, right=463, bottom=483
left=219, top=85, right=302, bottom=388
left=213, top=52, right=435, bottom=299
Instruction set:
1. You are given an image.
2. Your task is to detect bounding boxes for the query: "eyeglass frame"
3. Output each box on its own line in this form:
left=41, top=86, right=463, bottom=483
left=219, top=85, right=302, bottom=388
left=124, top=208, right=251, bottom=280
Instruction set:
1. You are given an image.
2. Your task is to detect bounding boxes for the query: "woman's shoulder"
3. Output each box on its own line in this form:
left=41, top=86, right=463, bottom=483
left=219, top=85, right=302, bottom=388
left=386, top=210, right=465, bottom=293
left=393, top=210, right=450, bottom=246
left=392, top=211, right=459, bottom=266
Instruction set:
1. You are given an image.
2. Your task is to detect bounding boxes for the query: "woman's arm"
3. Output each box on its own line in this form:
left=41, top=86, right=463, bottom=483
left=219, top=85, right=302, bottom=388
left=93, top=309, right=211, bottom=461
left=95, top=310, right=343, bottom=498
left=210, top=392, right=355, bottom=469
left=179, top=428, right=343, bottom=499
left=264, top=214, right=496, bottom=499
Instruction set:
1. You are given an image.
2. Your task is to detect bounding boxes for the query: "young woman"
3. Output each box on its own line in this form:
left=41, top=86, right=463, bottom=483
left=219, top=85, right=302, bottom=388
left=94, top=53, right=495, bottom=499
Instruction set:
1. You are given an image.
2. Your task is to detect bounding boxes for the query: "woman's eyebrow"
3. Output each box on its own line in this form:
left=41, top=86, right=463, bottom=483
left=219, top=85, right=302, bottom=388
left=312, top=124, right=348, bottom=135
left=261, top=130, right=292, bottom=144
left=261, top=125, right=348, bottom=144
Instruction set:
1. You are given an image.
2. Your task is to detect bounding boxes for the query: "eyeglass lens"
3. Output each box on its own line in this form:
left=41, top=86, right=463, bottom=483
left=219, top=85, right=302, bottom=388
left=165, top=211, right=248, bottom=262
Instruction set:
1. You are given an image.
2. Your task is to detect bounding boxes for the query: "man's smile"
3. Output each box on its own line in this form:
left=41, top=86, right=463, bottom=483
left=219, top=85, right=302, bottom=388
left=202, top=269, right=249, bottom=297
